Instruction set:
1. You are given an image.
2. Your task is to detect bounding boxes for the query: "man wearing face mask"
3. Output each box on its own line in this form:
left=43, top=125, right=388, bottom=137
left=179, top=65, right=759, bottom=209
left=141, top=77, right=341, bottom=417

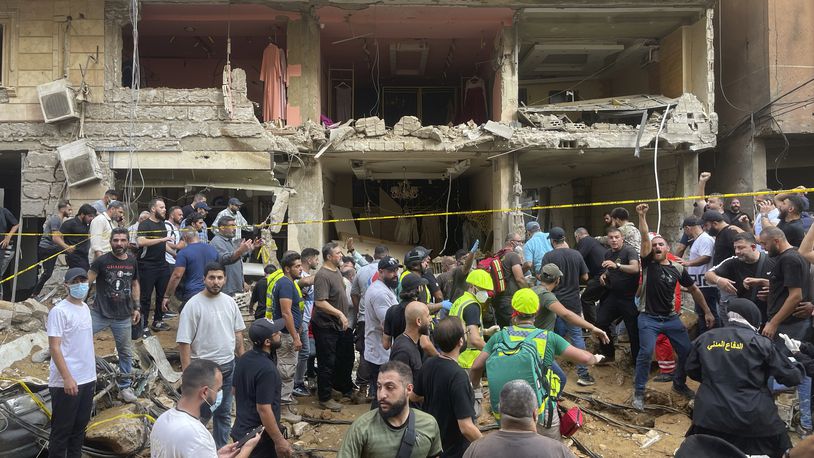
left=232, top=319, right=294, bottom=458
left=339, top=361, right=442, bottom=457
left=47, top=268, right=96, bottom=457
left=449, top=270, right=500, bottom=371
left=389, top=301, right=432, bottom=383
left=177, top=262, right=246, bottom=449
left=151, top=359, right=261, bottom=458
left=87, top=228, right=140, bottom=403
left=363, top=256, right=400, bottom=405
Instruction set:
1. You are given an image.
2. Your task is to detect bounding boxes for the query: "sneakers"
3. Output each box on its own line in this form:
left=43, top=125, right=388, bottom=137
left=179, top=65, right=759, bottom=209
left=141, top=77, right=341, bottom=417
left=151, top=321, right=171, bottom=332
left=292, top=385, right=310, bottom=397
left=319, top=399, right=343, bottom=412
left=672, top=383, right=696, bottom=400
left=632, top=392, right=645, bottom=411
left=577, top=374, right=596, bottom=386
left=652, top=373, right=674, bottom=383
left=163, top=311, right=178, bottom=318
left=280, top=405, right=302, bottom=423
left=119, top=387, right=138, bottom=403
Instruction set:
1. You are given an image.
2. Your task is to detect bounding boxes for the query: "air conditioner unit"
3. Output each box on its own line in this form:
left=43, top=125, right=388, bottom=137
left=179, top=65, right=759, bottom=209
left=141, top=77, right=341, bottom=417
left=37, top=79, right=79, bottom=123
left=57, top=139, right=103, bottom=187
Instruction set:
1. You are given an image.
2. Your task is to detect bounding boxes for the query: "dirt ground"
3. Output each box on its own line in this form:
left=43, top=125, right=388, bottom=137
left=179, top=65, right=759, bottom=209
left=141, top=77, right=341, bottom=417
left=2, top=310, right=801, bottom=457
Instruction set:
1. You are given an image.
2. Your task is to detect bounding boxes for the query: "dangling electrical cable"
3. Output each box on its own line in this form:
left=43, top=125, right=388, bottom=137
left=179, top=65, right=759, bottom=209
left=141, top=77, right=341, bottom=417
left=653, top=103, right=672, bottom=234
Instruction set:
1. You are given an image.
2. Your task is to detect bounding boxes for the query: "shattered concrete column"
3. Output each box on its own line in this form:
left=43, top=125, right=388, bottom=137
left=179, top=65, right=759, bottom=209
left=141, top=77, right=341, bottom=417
left=492, top=156, right=512, bottom=251
left=716, top=134, right=767, bottom=207
left=493, top=22, right=519, bottom=123
left=104, top=0, right=130, bottom=93
left=287, top=159, right=325, bottom=252
left=286, top=12, right=321, bottom=127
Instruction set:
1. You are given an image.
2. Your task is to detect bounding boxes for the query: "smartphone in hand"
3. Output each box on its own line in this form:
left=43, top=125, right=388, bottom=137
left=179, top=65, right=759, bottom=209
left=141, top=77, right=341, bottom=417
left=236, top=425, right=264, bottom=448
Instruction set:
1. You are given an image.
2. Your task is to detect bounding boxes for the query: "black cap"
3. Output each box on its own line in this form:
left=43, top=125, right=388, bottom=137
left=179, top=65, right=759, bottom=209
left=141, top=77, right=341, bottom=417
left=378, top=256, right=402, bottom=271
left=249, top=318, right=285, bottom=346
left=548, top=227, right=566, bottom=240
left=701, top=210, right=724, bottom=223
left=401, top=272, right=428, bottom=291
left=682, top=216, right=700, bottom=228
left=405, top=246, right=431, bottom=264
left=64, top=267, right=88, bottom=283
left=726, top=298, right=762, bottom=328
left=228, top=197, right=244, bottom=206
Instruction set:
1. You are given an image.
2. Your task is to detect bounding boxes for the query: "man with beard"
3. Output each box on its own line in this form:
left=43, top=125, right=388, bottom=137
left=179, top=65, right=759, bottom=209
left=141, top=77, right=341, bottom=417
left=597, top=207, right=641, bottom=255
left=56, top=204, right=97, bottom=270
left=681, top=216, right=720, bottom=334
left=231, top=319, right=294, bottom=458
left=89, top=200, right=124, bottom=263
left=632, top=204, right=715, bottom=411
left=137, top=198, right=174, bottom=333
left=364, top=256, right=400, bottom=406
left=414, top=317, right=482, bottom=457
left=597, top=227, right=640, bottom=362
left=725, top=198, right=753, bottom=231
left=399, top=246, right=443, bottom=309
left=210, top=215, right=255, bottom=297
left=87, top=228, right=141, bottom=403
left=32, top=199, right=72, bottom=298
left=761, top=194, right=807, bottom=248
left=213, top=197, right=248, bottom=240
left=702, top=210, right=744, bottom=266
left=338, top=361, right=442, bottom=458
left=177, top=262, right=246, bottom=449
left=389, top=301, right=432, bottom=383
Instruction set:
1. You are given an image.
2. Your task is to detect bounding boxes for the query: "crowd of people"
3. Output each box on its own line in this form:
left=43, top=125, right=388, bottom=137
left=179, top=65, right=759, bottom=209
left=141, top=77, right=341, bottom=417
left=30, top=173, right=814, bottom=457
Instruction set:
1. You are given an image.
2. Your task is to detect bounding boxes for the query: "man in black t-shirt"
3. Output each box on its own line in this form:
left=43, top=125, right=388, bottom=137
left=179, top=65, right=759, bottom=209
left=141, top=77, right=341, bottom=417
left=543, top=227, right=592, bottom=385
left=389, top=301, right=430, bottom=383
left=597, top=227, right=640, bottom=363
left=56, top=204, right=97, bottom=270
left=575, top=227, right=607, bottom=325
left=702, top=210, right=744, bottom=266
left=136, top=198, right=174, bottom=334
left=414, top=317, right=481, bottom=457
left=231, top=319, right=292, bottom=458
left=632, top=204, right=715, bottom=412
left=490, top=234, right=527, bottom=328
left=706, top=232, right=774, bottom=322
left=87, top=228, right=140, bottom=403
left=757, top=227, right=810, bottom=340
left=760, top=194, right=807, bottom=248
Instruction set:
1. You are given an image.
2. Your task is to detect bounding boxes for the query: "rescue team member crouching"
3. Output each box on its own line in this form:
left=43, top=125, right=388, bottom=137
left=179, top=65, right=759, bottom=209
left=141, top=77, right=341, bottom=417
left=685, top=298, right=801, bottom=458
left=469, top=288, right=603, bottom=440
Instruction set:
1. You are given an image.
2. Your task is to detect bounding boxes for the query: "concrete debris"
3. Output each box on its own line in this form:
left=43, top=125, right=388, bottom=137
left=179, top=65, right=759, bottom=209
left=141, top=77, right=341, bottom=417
left=31, top=348, right=50, bottom=364
left=328, top=125, right=356, bottom=144
left=292, top=421, right=309, bottom=437
left=0, top=331, right=48, bottom=371
left=84, top=404, right=149, bottom=455
left=393, top=116, right=422, bottom=136
left=0, top=300, right=33, bottom=324
left=355, top=117, right=386, bottom=137
left=411, top=126, right=444, bottom=142
left=483, top=120, right=514, bottom=140
left=23, top=299, right=49, bottom=320
left=16, top=318, right=44, bottom=333
left=0, top=308, right=12, bottom=331
left=138, top=336, right=182, bottom=384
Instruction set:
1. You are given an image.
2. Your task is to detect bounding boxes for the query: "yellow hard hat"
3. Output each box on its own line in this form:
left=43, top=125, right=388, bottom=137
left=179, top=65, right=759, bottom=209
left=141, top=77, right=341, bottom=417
left=512, top=288, right=540, bottom=315
left=466, top=269, right=494, bottom=291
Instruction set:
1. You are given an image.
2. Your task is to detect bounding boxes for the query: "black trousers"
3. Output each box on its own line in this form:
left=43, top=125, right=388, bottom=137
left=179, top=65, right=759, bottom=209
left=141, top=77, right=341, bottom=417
left=686, top=424, right=791, bottom=458
left=313, top=325, right=355, bottom=402
left=49, top=381, right=95, bottom=458
left=355, top=321, right=370, bottom=385
left=33, top=246, right=60, bottom=296
left=597, top=292, right=640, bottom=362
left=138, top=262, right=170, bottom=328
left=581, top=276, right=605, bottom=325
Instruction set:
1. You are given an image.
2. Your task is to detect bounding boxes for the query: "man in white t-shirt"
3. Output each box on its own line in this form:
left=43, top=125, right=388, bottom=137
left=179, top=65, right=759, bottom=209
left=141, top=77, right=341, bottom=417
left=47, top=267, right=97, bottom=456
left=150, top=359, right=260, bottom=458
left=176, top=262, right=246, bottom=449
left=680, top=216, right=720, bottom=333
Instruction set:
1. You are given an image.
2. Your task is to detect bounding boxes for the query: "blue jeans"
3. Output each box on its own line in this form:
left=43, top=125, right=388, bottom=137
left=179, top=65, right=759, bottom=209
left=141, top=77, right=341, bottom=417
left=200, top=359, right=235, bottom=449
left=294, top=325, right=310, bottom=387
left=91, top=309, right=133, bottom=389
left=634, top=313, right=691, bottom=392
left=554, top=317, right=589, bottom=377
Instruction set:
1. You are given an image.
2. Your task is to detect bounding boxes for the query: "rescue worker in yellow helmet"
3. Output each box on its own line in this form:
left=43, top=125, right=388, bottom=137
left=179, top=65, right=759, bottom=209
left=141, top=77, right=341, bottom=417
left=469, top=287, right=604, bottom=440
left=448, top=270, right=501, bottom=370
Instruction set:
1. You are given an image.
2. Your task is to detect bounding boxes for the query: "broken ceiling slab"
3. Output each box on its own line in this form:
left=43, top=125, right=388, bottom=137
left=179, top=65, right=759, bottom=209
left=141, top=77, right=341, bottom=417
left=483, top=120, right=514, bottom=140
left=520, top=94, right=677, bottom=114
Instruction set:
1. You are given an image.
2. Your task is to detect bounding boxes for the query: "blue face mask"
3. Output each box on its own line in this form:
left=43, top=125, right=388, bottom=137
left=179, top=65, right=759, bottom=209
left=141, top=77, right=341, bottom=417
left=203, top=388, right=223, bottom=413
left=69, top=282, right=89, bottom=300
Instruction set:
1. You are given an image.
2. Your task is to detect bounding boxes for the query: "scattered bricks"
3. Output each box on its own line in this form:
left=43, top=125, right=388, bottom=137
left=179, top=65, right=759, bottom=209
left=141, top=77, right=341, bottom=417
left=483, top=120, right=514, bottom=140
left=0, top=301, right=33, bottom=324
left=411, top=126, right=444, bottom=142
left=23, top=299, right=49, bottom=320
left=328, top=125, right=355, bottom=144
left=355, top=116, right=386, bottom=137
left=393, top=116, right=422, bottom=136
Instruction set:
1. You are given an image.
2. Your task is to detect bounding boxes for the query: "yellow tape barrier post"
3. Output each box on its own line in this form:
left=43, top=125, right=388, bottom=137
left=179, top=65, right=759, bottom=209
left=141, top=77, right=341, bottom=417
left=0, top=187, right=811, bottom=285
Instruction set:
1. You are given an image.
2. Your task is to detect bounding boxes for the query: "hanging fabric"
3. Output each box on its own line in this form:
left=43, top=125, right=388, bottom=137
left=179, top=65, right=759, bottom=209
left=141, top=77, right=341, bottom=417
left=335, top=83, right=353, bottom=122
left=457, top=76, right=488, bottom=124
left=260, top=43, right=287, bottom=123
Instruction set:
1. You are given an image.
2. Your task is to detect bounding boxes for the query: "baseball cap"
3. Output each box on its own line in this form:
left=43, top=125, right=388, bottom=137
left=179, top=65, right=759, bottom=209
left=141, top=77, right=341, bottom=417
left=547, top=227, right=566, bottom=240
left=228, top=197, right=244, bottom=206
left=401, top=272, right=428, bottom=291
left=701, top=210, right=724, bottom=223
left=525, top=221, right=541, bottom=232
left=249, top=318, right=285, bottom=346
left=540, top=263, right=563, bottom=282
left=194, top=202, right=212, bottom=211
left=681, top=216, right=700, bottom=228
left=405, top=246, right=431, bottom=264
left=378, top=256, right=402, bottom=271
left=64, top=267, right=88, bottom=283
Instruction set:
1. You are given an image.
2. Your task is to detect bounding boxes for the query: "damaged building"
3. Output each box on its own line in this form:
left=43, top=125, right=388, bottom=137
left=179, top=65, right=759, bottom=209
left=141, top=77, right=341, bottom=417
left=0, top=0, right=716, bottom=298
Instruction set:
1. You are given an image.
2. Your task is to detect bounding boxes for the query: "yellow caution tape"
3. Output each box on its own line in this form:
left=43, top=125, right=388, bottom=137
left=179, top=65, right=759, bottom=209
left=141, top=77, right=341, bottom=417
left=86, top=412, right=156, bottom=431
left=0, top=377, right=52, bottom=419
left=0, top=240, right=87, bottom=285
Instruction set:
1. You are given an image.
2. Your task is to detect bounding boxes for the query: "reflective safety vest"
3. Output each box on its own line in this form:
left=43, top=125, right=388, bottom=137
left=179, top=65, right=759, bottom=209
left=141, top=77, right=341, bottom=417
left=449, top=291, right=482, bottom=368
left=397, top=270, right=432, bottom=303
left=265, top=271, right=303, bottom=320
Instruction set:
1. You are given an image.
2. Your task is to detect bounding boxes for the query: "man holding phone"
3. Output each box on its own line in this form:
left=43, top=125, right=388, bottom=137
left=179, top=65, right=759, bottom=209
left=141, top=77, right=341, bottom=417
left=232, top=319, right=294, bottom=458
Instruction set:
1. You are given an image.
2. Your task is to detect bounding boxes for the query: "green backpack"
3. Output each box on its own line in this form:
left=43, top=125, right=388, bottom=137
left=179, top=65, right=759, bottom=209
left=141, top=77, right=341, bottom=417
left=485, top=328, right=556, bottom=427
